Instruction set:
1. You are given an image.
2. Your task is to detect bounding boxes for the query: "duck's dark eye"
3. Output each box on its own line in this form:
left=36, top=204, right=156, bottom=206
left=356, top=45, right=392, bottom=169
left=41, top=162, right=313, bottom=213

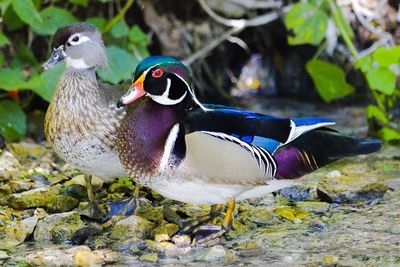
left=152, top=68, right=163, bottom=78
left=72, top=36, right=79, bottom=42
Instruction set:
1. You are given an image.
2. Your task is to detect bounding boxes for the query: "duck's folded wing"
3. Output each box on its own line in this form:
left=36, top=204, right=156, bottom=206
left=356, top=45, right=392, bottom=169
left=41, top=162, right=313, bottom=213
left=181, top=105, right=334, bottom=185
left=185, top=104, right=335, bottom=154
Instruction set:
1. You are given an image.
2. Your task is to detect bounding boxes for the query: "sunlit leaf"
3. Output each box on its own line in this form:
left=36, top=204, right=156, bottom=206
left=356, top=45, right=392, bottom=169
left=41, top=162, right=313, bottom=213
left=32, top=7, right=78, bottom=36
left=12, top=0, right=42, bottom=26
left=378, top=127, right=400, bottom=142
left=366, top=67, right=396, bottom=95
left=69, top=0, right=89, bottom=7
left=0, top=68, right=26, bottom=90
left=0, top=30, right=10, bottom=47
left=366, top=105, right=389, bottom=124
left=111, top=21, right=130, bottom=39
left=306, top=59, right=355, bottom=102
left=129, top=25, right=148, bottom=47
left=285, top=3, right=328, bottom=45
left=355, top=56, right=373, bottom=73
left=0, top=100, right=27, bottom=142
left=86, top=17, right=107, bottom=31
left=97, top=46, right=138, bottom=84
left=372, top=46, right=400, bottom=68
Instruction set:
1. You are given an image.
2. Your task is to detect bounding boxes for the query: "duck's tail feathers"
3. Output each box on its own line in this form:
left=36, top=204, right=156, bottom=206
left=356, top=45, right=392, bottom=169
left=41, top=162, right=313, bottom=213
left=274, top=129, right=382, bottom=179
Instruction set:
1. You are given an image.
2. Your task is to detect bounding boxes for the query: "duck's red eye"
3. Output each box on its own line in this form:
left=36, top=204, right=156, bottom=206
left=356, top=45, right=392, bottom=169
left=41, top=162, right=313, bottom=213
left=152, top=68, right=163, bottom=78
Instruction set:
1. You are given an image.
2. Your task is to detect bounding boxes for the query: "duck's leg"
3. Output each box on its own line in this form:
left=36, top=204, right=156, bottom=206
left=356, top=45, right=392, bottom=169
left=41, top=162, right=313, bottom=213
left=192, top=199, right=235, bottom=245
left=84, top=175, right=101, bottom=218
left=180, top=204, right=223, bottom=234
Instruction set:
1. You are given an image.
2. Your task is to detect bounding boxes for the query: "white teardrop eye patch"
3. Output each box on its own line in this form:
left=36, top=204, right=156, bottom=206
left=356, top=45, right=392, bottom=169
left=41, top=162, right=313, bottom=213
left=67, top=33, right=90, bottom=46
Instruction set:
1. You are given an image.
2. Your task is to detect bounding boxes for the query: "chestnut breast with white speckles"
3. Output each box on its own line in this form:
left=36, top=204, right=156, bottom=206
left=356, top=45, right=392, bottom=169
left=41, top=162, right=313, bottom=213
left=117, top=99, right=181, bottom=184
left=45, top=69, right=127, bottom=180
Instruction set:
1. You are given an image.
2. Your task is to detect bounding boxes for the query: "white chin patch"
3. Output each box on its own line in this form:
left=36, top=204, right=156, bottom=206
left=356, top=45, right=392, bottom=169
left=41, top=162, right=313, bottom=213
left=66, top=58, right=90, bottom=69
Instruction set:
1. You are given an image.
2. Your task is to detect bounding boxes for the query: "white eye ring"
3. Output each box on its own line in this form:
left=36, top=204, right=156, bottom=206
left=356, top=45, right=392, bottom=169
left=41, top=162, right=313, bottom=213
left=67, top=34, right=90, bottom=45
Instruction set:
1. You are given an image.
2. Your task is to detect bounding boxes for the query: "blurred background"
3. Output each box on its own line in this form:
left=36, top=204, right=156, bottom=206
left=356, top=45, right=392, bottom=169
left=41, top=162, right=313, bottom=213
left=0, top=0, right=399, bottom=144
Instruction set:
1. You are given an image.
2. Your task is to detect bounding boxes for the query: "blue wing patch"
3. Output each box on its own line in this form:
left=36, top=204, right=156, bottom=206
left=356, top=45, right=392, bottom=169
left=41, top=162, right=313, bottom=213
left=292, top=118, right=334, bottom=126
left=229, top=134, right=280, bottom=153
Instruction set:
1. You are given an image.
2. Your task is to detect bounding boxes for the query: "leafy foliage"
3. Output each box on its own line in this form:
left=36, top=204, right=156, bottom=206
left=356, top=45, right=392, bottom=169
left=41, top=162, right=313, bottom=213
left=0, top=0, right=148, bottom=141
left=285, top=0, right=400, bottom=142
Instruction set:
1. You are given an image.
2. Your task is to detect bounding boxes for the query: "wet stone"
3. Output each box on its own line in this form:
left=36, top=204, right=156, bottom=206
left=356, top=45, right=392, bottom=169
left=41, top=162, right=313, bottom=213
left=59, top=184, right=88, bottom=200
left=110, top=215, right=154, bottom=240
left=34, top=211, right=85, bottom=243
left=136, top=206, right=164, bottom=223
left=2, top=215, right=38, bottom=248
left=317, top=175, right=388, bottom=204
left=154, top=223, right=179, bottom=238
left=10, top=187, right=56, bottom=210
left=139, top=252, right=158, bottom=263
left=201, top=245, right=227, bottom=261
left=65, top=174, right=104, bottom=192
left=0, top=151, right=24, bottom=180
left=172, top=234, right=191, bottom=248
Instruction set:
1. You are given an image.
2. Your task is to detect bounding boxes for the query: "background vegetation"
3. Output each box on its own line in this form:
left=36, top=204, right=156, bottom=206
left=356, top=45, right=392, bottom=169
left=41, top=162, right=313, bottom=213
left=0, top=0, right=399, bottom=143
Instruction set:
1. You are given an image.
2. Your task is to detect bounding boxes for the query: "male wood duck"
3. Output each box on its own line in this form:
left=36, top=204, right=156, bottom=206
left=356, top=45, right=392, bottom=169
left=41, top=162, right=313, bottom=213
left=43, top=23, right=128, bottom=215
left=116, top=56, right=382, bottom=244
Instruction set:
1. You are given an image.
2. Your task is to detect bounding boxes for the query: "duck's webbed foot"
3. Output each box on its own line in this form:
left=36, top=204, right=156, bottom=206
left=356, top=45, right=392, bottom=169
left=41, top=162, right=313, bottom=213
left=84, top=175, right=102, bottom=220
left=180, top=204, right=223, bottom=234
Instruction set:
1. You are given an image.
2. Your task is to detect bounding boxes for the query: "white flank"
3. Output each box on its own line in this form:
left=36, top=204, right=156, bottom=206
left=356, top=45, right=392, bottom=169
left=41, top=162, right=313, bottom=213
left=66, top=58, right=90, bottom=69
left=159, top=124, right=180, bottom=171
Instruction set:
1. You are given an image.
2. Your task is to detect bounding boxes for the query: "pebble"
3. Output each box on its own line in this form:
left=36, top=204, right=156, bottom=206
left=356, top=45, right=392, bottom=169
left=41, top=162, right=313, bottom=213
left=202, top=245, right=227, bottom=261
left=110, top=215, right=154, bottom=240
left=172, top=234, right=191, bottom=248
left=139, top=252, right=158, bottom=263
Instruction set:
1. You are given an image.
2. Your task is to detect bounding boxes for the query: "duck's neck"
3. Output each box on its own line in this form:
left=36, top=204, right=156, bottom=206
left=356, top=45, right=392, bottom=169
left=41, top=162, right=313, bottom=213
left=55, top=68, right=100, bottom=104
left=118, top=99, right=182, bottom=178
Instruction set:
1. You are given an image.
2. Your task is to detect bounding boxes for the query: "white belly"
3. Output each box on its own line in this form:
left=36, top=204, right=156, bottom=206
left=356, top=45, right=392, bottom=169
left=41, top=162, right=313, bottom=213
left=150, top=177, right=295, bottom=205
left=53, top=135, right=127, bottom=180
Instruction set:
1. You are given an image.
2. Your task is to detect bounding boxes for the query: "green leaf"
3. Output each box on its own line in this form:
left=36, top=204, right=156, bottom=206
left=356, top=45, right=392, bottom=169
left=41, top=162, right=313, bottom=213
left=0, top=30, right=10, bottom=47
left=97, top=46, right=138, bottom=84
left=12, top=0, right=42, bottom=26
left=285, top=3, right=329, bottom=45
left=4, top=4, right=25, bottom=31
left=0, top=0, right=12, bottom=14
left=0, top=68, right=26, bottom=90
left=16, top=42, right=37, bottom=65
left=306, top=59, right=355, bottom=102
left=366, top=105, right=389, bottom=124
left=372, top=46, right=400, bottom=68
left=378, top=127, right=400, bottom=142
left=0, top=100, right=27, bottom=142
left=365, top=67, right=396, bottom=95
left=27, top=64, right=64, bottom=102
left=111, top=21, right=130, bottom=39
left=86, top=17, right=107, bottom=31
left=355, top=56, right=373, bottom=73
left=0, top=52, right=4, bottom=66
left=32, top=7, right=77, bottom=36
left=128, top=26, right=148, bottom=47
left=69, top=0, right=89, bottom=7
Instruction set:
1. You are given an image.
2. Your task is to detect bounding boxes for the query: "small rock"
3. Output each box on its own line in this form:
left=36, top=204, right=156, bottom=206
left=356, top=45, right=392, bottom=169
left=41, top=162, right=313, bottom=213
left=65, top=174, right=103, bottom=192
left=34, top=208, right=48, bottom=219
left=136, top=206, right=164, bottom=223
left=70, top=227, right=102, bottom=245
left=48, top=194, right=79, bottom=213
left=10, top=187, right=56, bottom=210
left=60, top=184, right=88, bottom=200
left=139, top=252, right=158, bottom=263
left=108, top=183, right=135, bottom=194
left=8, top=180, right=33, bottom=193
left=8, top=142, right=49, bottom=162
left=155, top=233, right=170, bottom=242
left=0, top=250, right=9, bottom=260
left=202, top=245, right=226, bottom=261
left=317, top=175, right=388, bottom=204
left=3, top=216, right=38, bottom=247
left=29, top=173, right=51, bottom=188
left=172, top=234, right=191, bottom=248
left=154, top=223, right=179, bottom=238
left=296, top=201, right=330, bottom=213
left=0, top=151, right=24, bottom=180
left=110, top=215, right=154, bottom=240
left=147, top=240, right=177, bottom=253
left=34, top=211, right=85, bottom=243
left=326, top=170, right=342, bottom=178
left=24, top=246, right=117, bottom=266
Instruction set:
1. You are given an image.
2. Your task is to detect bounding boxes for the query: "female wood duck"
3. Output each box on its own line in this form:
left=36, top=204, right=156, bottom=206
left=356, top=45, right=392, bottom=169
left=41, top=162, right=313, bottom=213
left=116, top=56, right=382, bottom=244
left=43, top=23, right=128, bottom=215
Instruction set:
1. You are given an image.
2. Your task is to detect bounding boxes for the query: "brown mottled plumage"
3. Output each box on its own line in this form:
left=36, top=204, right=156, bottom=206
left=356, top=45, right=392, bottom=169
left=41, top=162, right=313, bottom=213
left=43, top=23, right=128, bottom=184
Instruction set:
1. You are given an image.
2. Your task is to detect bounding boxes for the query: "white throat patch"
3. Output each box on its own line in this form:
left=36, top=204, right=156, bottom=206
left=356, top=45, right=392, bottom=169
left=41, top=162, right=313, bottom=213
left=66, top=58, right=90, bottom=69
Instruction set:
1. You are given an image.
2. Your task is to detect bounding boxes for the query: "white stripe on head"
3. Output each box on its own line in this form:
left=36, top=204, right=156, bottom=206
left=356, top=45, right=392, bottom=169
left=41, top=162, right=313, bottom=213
left=148, top=78, right=188, bottom=105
